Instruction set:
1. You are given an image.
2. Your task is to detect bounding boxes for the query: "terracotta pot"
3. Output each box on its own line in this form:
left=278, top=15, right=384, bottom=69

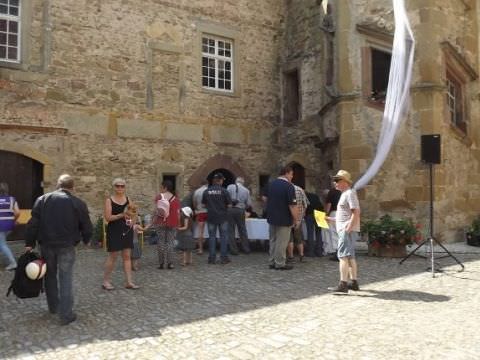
left=368, top=243, right=407, bottom=258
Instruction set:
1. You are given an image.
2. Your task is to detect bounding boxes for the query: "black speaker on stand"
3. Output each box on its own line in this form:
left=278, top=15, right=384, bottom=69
left=400, top=134, right=464, bottom=276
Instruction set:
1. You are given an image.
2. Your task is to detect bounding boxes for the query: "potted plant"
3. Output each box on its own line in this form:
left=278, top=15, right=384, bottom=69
left=362, top=215, right=420, bottom=257
left=92, top=216, right=105, bottom=248
left=466, top=217, right=480, bottom=247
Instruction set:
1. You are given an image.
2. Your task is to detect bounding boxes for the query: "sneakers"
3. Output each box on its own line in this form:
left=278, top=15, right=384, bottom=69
left=348, top=280, right=360, bottom=291
left=158, top=264, right=164, bottom=269
left=328, top=281, right=348, bottom=293
left=5, top=262, right=17, bottom=271
left=208, top=258, right=216, bottom=264
left=167, top=263, right=174, bottom=270
left=286, top=256, right=295, bottom=264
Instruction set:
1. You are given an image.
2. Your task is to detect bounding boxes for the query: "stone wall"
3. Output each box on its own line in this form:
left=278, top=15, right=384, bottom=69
left=2, top=0, right=480, bottom=242
left=334, top=0, right=480, bottom=241
left=0, top=0, right=288, bottom=217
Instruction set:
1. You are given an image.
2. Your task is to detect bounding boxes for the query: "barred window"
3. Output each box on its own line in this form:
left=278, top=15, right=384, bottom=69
left=201, top=36, right=233, bottom=92
left=0, top=0, right=20, bottom=63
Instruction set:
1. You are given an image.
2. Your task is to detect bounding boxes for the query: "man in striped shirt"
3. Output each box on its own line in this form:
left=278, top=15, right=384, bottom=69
left=287, top=184, right=309, bottom=263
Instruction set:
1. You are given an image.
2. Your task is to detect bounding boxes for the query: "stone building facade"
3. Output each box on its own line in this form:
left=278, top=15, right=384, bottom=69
left=0, top=0, right=479, bottom=242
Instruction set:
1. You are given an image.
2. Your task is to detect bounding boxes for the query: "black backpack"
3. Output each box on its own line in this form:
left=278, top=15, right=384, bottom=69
left=6, top=252, right=44, bottom=299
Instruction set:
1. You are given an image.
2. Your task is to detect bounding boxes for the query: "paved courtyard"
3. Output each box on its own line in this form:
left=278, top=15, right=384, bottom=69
left=1, top=241, right=480, bottom=360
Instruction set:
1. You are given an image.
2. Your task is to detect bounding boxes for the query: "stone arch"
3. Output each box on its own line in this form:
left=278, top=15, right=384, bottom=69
left=287, top=161, right=306, bottom=189
left=188, top=154, right=249, bottom=188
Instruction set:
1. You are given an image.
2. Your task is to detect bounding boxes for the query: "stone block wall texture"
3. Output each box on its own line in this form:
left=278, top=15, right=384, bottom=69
left=0, top=0, right=295, bottom=218
left=2, top=0, right=480, bottom=241
left=335, top=0, right=480, bottom=241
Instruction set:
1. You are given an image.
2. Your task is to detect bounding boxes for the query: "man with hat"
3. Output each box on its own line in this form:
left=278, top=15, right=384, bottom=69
left=202, top=173, right=232, bottom=264
left=327, top=170, right=361, bottom=293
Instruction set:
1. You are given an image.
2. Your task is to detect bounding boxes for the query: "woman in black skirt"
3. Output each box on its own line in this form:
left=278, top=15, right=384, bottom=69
left=102, top=178, right=139, bottom=290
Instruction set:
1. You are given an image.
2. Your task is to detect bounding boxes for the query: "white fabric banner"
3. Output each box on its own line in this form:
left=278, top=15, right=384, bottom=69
left=354, top=0, right=415, bottom=190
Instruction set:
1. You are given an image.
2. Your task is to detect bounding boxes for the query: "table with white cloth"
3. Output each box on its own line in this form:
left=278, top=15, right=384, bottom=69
left=193, top=218, right=270, bottom=240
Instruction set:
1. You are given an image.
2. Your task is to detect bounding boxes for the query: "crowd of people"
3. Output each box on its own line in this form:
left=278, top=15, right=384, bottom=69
left=1, top=166, right=361, bottom=325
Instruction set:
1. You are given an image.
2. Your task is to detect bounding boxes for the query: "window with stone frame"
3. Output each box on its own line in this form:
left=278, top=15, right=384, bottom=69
left=0, top=0, right=20, bottom=63
left=283, top=69, right=300, bottom=125
left=369, top=48, right=391, bottom=105
left=446, top=70, right=467, bottom=133
left=202, top=35, right=233, bottom=92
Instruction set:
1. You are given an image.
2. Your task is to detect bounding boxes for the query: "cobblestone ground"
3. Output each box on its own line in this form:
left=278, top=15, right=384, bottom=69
left=1, top=242, right=479, bottom=360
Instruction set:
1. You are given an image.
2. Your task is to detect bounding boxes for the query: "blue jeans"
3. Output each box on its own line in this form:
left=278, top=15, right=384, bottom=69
left=41, top=246, right=76, bottom=321
left=207, top=221, right=229, bottom=260
left=0, top=231, right=16, bottom=265
left=305, top=215, right=324, bottom=256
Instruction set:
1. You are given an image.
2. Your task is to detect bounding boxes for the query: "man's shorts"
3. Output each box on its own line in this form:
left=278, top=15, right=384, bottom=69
left=337, top=231, right=359, bottom=258
left=289, top=226, right=303, bottom=245
left=195, top=213, right=207, bottom=222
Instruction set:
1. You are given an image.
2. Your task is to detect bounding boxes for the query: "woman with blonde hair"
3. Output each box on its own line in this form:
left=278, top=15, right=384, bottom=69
left=102, top=178, right=139, bottom=290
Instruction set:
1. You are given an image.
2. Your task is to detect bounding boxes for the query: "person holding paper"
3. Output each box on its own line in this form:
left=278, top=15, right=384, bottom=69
left=327, top=170, right=361, bottom=293
left=323, top=186, right=342, bottom=261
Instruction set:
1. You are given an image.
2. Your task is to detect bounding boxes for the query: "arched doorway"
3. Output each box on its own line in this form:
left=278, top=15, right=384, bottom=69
left=289, top=162, right=305, bottom=189
left=207, top=168, right=235, bottom=187
left=188, top=154, right=249, bottom=188
left=0, top=150, right=44, bottom=240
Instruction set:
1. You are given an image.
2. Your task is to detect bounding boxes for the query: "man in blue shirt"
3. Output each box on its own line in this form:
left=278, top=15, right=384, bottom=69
left=265, top=166, right=299, bottom=270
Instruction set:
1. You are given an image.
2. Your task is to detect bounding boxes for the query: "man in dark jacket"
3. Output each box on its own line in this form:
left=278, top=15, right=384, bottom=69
left=25, top=174, right=93, bottom=325
left=305, top=189, right=324, bottom=257
left=202, top=173, right=232, bottom=265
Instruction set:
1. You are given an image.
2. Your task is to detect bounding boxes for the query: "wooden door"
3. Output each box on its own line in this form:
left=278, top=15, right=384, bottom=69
left=0, top=150, right=43, bottom=240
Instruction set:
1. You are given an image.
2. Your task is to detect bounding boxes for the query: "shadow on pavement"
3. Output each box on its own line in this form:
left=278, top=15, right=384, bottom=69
left=350, top=289, right=451, bottom=302
left=0, top=241, right=478, bottom=357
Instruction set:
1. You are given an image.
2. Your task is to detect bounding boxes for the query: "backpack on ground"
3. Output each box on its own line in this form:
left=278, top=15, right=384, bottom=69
left=156, top=194, right=174, bottom=222
left=6, top=252, right=44, bottom=299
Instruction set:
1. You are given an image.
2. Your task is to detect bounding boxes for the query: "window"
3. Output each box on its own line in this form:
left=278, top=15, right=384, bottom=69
left=202, top=36, right=233, bottom=92
left=0, top=0, right=20, bottom=63
left=446, top=72, right=466, bottom=133
left=370, top=48, right=391, bottom=104
left=283, top=69, right=300, bottom=125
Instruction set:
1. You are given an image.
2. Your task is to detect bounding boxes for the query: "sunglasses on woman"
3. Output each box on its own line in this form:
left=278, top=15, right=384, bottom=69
left=114, top=184, right=125, bottom=188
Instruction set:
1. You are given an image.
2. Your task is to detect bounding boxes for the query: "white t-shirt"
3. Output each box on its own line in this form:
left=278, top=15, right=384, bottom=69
left=336, top=188, right=360, bottom=233
left=193, top=185, right=207, bottom=214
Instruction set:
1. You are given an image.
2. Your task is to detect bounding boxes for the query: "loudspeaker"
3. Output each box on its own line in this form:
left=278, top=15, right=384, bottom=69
left=421, top=134, right=441, bottom=164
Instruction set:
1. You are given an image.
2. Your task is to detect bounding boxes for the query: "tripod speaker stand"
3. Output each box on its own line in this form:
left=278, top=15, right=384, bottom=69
left=399, top=135, right=464, bottom=277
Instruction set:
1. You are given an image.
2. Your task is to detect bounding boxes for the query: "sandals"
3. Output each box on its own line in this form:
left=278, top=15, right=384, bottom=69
left=125, top=283, right=140, bottom=290
left=102, top=283, right=115, bottom=291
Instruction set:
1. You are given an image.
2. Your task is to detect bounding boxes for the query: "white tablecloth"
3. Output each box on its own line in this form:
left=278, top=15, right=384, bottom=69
left=193, top=218, right=270, bottom=240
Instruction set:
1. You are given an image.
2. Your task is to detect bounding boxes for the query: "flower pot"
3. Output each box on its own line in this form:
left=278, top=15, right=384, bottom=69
left=368, top=243, right=407, bottom=258
left=466, top=232, right=480, bottom=247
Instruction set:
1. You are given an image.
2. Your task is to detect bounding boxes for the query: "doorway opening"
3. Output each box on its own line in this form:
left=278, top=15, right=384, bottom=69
left=207, top=168, right=235, bottom=187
